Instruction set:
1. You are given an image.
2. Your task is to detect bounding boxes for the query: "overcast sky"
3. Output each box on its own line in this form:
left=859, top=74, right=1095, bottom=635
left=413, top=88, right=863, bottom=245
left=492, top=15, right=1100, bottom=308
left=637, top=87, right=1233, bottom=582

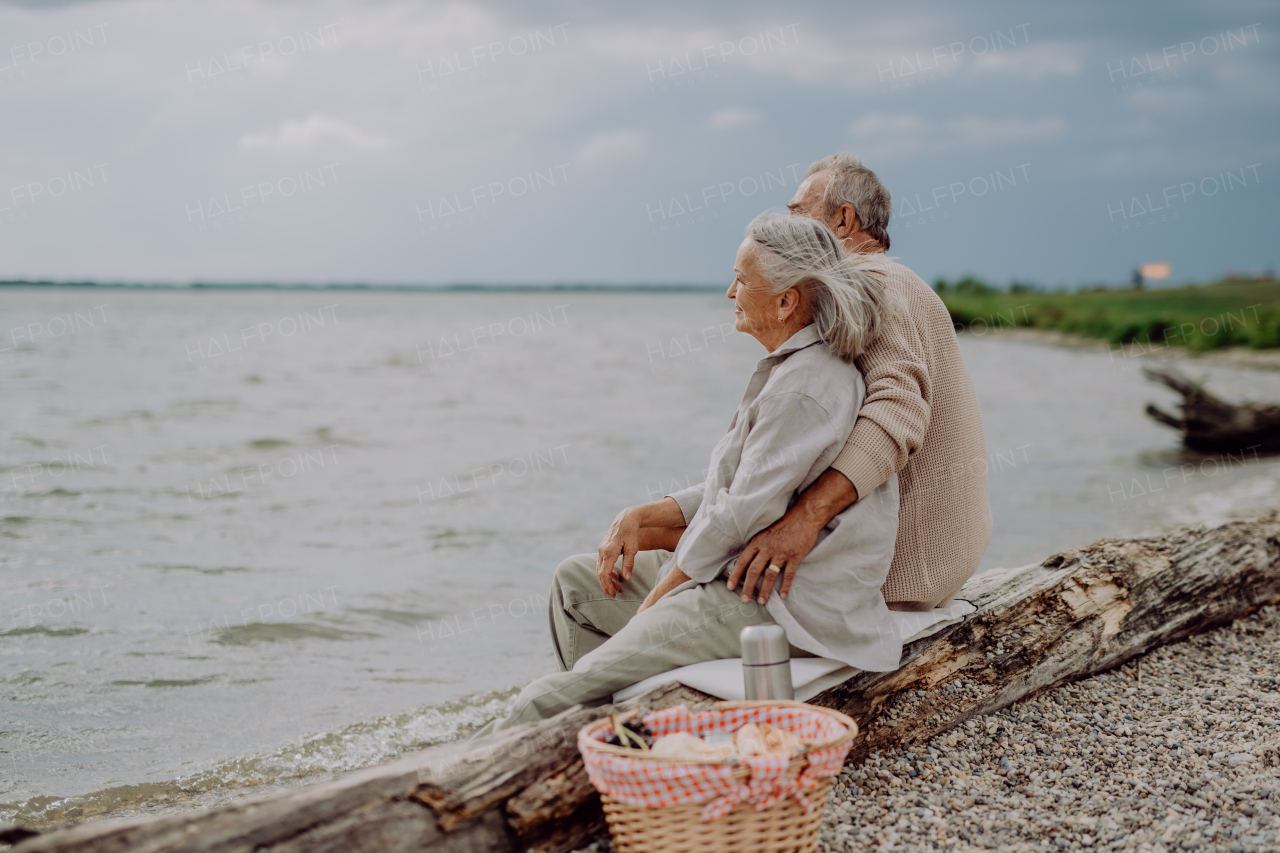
left=0, top=0, right=1276, bottom=287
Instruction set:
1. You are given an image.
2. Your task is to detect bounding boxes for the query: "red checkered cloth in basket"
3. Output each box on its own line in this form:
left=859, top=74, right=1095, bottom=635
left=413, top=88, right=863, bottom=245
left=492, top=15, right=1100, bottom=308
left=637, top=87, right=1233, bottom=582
left=580, top=704, right=851, bottom=822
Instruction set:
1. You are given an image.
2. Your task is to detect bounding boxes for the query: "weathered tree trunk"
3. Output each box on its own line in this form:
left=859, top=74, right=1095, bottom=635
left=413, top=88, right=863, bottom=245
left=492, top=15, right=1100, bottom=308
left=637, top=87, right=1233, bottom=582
left=12, top=513, right=1280, bottom=853
left=1144, top=366, right=1280, bottom=453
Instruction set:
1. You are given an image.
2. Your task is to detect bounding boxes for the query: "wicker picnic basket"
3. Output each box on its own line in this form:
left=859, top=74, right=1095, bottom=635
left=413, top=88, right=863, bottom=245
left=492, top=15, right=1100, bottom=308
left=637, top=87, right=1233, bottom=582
left=578, top=701, right=858, bottom=853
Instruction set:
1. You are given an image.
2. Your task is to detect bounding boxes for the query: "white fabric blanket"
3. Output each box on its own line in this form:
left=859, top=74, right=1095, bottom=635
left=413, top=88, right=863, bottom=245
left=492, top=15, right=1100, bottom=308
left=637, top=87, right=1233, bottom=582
left=612, top=598, right=977, bottom=703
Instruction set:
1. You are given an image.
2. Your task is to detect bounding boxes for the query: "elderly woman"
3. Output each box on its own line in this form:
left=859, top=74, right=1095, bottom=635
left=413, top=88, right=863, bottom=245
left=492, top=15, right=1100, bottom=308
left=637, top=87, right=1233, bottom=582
left=480, top=214, right=902, bottom=732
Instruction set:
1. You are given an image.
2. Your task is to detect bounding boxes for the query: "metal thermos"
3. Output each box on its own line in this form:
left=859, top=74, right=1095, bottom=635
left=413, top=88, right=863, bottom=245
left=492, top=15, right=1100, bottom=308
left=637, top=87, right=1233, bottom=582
left=740, top=624, right=794, bottom=701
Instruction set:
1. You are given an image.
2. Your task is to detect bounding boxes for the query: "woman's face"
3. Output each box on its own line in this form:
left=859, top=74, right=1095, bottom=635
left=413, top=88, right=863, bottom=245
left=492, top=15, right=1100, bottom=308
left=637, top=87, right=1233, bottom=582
left=727, top=240, right=778, bottom=341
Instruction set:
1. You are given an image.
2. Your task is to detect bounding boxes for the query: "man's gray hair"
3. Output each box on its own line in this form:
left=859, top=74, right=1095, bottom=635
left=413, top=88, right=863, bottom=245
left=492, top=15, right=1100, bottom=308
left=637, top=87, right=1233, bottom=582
left=805, top=153, right=892, bottom=251
left=746, top=213, right=891, bottom=363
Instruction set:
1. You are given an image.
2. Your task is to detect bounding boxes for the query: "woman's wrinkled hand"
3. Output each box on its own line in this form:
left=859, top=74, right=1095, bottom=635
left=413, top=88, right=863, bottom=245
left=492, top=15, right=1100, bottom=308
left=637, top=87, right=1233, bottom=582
left=636, top=582, right=664, bottom=614
left=637, top=566, right=690, bottom=613
left=596, top=507, right=643, bottom=597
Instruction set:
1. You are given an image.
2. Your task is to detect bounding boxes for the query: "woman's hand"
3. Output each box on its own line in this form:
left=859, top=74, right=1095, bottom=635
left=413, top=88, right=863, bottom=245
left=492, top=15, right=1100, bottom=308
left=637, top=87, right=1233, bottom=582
left=637, top=525, right=686, bottom=552
left=597, top=507, right=643, bottom=597
left=637, top=566, right=691, bottom=614
left=596, top=498, right=687, bottom=597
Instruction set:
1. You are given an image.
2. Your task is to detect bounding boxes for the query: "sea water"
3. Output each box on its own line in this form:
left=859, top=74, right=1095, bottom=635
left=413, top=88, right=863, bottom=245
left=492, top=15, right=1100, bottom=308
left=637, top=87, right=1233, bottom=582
left=3, top=287, right=1278, bottom=825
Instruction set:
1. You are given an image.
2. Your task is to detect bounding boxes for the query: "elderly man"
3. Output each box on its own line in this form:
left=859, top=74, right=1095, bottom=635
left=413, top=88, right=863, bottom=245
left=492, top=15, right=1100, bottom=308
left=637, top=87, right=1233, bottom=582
left=724, top=152, right=992, bottom=612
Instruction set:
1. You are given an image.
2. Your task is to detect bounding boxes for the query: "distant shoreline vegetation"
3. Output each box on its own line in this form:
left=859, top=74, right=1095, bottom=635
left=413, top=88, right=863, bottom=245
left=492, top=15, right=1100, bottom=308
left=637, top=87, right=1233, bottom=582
left=6, top=277, right=1278, bottom=352
left=936, top=276, right=1280, bottom=351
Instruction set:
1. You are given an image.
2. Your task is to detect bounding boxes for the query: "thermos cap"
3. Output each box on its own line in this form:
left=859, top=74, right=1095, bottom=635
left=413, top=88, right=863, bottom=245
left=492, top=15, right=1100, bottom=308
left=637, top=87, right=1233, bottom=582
left=740, top=624, right=789, bottom=666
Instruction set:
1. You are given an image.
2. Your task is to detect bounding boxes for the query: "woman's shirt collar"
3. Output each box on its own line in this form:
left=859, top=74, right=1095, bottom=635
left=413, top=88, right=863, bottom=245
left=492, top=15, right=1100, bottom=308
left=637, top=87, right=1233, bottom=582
left=760, top=323, right=822, bottom=363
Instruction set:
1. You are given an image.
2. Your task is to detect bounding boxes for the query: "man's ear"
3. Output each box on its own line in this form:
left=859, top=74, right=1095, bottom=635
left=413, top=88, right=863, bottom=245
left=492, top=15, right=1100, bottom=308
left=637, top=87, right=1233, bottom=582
left=833, top=204, right=860, bottom=239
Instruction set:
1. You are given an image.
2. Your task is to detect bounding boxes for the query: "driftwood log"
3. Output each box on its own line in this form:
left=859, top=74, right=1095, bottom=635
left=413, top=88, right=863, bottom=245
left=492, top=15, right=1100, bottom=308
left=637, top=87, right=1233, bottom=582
left=1145, top=366, right=1280, bottom=453
left=12, top=512, right=1280, bottom=853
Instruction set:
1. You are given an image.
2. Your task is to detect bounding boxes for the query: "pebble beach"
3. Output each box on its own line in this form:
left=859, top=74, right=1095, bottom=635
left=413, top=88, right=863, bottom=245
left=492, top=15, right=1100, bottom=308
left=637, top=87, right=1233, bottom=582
left=813, top=605, right=1280, bottom=853
left=572, top=605, right=1280, bottom=853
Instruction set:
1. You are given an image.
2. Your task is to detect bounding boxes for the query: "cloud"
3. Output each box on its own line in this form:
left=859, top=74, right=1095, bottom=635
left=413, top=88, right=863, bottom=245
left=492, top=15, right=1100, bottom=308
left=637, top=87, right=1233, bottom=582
left=238, top=115, right=398, bottom=153
left=944, top=115, right=1066, bottom=148
left=573, top=19, right=1073, bottom=94
left=1123, top=87, right=1207, bottom=117
left=574, top=130, right=646, bottom=167
left=0, top=0, right=1269, bottom=287
left=709, top=107, right=761, bottom=129
left=1207, top=52, right=1280, bottom=106
left=849, top=113, right=1065, bottom=160
left=1118, top=117, right=1159, bottom=137
left=971, top=41, right=1086, bottom=79
left=578, top=21, right=849, bottom=87
left=846, top=113, right=934, bottom=158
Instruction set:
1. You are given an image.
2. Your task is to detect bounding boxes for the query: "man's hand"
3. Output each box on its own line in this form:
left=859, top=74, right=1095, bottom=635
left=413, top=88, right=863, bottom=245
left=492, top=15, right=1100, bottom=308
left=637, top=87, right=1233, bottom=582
left=728, top=469, right=858, bottom=604
left=728, top=511, right=822, bottom=605
left=637, top=566, right=691, bottom=613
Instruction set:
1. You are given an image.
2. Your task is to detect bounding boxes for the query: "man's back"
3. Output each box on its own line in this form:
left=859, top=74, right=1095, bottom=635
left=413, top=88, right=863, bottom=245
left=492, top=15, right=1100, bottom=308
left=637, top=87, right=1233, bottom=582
left=837, top=260, right=992, bottom=609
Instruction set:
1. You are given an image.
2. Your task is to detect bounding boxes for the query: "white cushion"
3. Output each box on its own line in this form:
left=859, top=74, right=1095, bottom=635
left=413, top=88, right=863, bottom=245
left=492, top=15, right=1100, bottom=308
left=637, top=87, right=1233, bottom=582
left=612, top=598, right=977, bottom=703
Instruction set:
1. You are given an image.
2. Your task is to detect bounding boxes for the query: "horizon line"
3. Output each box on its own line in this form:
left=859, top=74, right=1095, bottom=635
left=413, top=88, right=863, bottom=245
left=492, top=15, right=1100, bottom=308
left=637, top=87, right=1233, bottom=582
left=0, top=280, right=728, bottom=292
left=0, top=277, right=1264, bottom=293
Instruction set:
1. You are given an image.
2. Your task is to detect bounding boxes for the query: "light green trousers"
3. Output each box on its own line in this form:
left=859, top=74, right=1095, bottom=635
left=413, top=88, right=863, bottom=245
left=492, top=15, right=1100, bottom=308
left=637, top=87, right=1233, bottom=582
left=476, top=551, right=783, bottom=734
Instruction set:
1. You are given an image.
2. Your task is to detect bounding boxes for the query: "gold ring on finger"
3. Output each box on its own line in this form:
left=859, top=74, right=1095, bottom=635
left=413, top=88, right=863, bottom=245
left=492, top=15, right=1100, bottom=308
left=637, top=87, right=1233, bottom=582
left=765, top=564, right=782, bottom=575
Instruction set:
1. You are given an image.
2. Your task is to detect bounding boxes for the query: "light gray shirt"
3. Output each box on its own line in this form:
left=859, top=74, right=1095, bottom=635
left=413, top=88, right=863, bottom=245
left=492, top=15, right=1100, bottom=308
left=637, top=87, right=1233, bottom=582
left=663, top=324, right=902, bottom=672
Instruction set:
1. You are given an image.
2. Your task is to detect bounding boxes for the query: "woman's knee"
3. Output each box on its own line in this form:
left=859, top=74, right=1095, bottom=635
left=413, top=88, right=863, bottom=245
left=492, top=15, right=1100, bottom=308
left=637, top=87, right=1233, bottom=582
left=553, top=553, right=600, bottom=597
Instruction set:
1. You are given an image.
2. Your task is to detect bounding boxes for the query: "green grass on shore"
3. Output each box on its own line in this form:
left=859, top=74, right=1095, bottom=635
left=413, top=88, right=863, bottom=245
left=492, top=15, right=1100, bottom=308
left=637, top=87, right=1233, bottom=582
left=935, top=278, right=1280, bottom=351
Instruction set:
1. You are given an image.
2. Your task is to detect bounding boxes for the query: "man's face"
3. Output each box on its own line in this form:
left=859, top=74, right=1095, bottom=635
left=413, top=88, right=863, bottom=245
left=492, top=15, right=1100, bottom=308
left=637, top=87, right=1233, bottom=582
left=787, top=172, right=829, bottom=224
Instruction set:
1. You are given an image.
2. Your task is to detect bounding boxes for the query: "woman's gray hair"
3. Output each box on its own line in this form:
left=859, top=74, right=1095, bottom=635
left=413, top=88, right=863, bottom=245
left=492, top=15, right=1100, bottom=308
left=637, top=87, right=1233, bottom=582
left=745, top=212, right=892, bottom=363
left=806, top=153, right=892, bottom=251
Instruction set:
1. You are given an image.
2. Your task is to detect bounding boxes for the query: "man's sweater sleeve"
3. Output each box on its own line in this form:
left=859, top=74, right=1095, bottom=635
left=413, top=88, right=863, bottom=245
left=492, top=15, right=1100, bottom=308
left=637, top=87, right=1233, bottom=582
left=831, top=298, right=932, bottom=499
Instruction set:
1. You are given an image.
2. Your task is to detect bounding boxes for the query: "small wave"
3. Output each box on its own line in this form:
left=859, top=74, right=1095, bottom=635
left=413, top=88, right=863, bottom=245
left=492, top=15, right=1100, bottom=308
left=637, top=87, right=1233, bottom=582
left=0, top=516, right=30, bottom=538
left=0, top=688, right=518, bottom=829
left=1170, top=473, right=1280, bottom=528
left=210, top=622, right=378, bottom=645
left=0, top=625, right=90, bottom=638
left=110, top=677, right=220, bottom=689
left=348, top=607, right=445, bottom=627
left=141, top=563, right=251, bottom=575
left=26, top=488, right=80, bottom=498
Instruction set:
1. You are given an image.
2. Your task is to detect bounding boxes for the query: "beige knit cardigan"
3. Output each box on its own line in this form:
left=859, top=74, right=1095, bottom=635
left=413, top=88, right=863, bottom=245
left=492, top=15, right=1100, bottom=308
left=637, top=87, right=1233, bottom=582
left=833, top=260, right=993, bottom=610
